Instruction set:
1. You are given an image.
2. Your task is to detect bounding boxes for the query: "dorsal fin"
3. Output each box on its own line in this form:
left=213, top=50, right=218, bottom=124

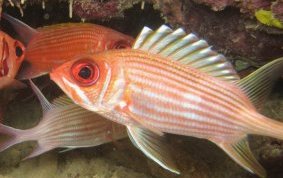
left=29, top=79, right=52, bottom=113
left=2, top=13, right=38, bottom=45
left=133, top=25, right=240, bottom=82
left=236, top=57, right=283, bottom=110
left=29, top=80, right=73, bottom=113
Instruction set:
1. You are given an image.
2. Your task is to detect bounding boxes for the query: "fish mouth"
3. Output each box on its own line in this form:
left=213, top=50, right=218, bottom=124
left=0, top=39, right=9, bottom=77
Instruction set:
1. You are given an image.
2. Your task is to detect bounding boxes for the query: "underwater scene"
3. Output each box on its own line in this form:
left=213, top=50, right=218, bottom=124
left=0, top=0, right=283, bottom=178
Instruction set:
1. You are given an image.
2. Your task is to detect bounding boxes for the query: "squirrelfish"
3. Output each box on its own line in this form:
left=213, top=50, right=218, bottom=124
left=0, top=30, right=25, bottom=119
left=0, top=80, right=127, bottom=159
left=2, top=13, right=134, bottom=79
left=0, top=30, right=25, bottom=86
left=50, top=25, right=283, bottom=177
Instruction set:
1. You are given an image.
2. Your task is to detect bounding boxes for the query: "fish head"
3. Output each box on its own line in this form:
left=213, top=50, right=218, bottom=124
left=0, top=31, right=25, bottom=79
left=50, top=53, right=116, bottom=110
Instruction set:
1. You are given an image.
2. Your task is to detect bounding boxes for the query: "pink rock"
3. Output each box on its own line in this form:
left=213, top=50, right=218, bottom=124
left=239, top=0, right=271, bottom=14
left=272, top=0, right=283, bottom=22
left=191, top=0, right=234, bottom=11
left=73, top=0, right=121, bottom=20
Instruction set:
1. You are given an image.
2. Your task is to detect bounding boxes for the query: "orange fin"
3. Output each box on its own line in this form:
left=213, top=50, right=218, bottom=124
left=211, top=136, right=266, bottom=178
left=2, top=13, right=38, bottom=45
left=16, top=61, right=48, bottom=80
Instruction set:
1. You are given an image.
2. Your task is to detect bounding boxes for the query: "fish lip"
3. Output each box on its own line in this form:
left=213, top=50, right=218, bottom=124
left=1, top=39, right=9, bottom=77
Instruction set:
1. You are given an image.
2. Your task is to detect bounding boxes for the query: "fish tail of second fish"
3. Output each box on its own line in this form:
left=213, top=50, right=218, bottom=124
left=0, top=124, right=32, bottom=152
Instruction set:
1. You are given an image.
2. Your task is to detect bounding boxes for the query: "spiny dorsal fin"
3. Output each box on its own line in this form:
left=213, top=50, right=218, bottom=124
left=29, top=80, right=73, bottom=111
left=2, top=13, right=38, bottom=45
left=133, top=25, right=240, bottom=82
left=29, top=79, right=52, bottom=113
left=236, top=57, right=283, bottom=110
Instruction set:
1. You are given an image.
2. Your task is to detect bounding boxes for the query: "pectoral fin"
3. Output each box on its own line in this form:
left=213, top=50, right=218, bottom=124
left=211, top=137, right=266, bottom=178
left=127, top=126, right=180, bottom=174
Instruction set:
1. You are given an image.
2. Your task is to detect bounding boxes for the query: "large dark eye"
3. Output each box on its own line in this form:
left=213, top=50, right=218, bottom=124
left=14, top=41, right=24, bottom=58
left=112, top=40, right=132, bottom=49
left=15, top=46, right=23, bottom=57
left=71, top=59, right=99, bottom=86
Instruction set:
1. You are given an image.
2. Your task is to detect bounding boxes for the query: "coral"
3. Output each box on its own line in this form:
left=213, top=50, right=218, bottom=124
left=272, top=0, right=283, bottom=23
left=238, top=0, right=271, bottom=14
left=191, top=0, right=234, bottom=11
left=72, top=0, right=121, bottom=20
left=72, top=0, right=141, bottom=21
left=152, top=0, right=283, bottom=64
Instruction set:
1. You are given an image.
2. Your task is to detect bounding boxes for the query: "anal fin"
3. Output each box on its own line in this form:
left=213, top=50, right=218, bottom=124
left=23, top=144, right=54, bottom=160
left=127, top=126, right=180, bottom=174
left=211, top=136, right=266, bottom=178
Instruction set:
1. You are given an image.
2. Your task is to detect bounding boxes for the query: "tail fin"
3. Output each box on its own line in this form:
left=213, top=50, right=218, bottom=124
left=236, top=57, right=283, bottom=110
left=0, top=124, right=25, bottom=152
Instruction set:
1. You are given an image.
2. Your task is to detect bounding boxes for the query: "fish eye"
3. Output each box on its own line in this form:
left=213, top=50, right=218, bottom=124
left=71, top=59, right=100, bottom=86
left=113, top=40, right=131, bottom=49
left=15, top=46, right=23, bottom=57
left=14, top=41, right=24, bottom=58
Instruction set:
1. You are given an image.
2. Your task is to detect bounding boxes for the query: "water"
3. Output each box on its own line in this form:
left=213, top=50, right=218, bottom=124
left=1, top=1, right=283, bottom=178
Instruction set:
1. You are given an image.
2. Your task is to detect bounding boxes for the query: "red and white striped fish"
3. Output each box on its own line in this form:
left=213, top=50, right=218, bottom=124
left=0, top=80, right=127, bottom=159
left=50, top=25, right=283, bottom=177
left=2, top=13, right=133, bottom=80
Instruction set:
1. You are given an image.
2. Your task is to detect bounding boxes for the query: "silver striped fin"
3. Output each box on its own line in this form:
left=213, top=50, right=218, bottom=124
left=29, top=79, right=52, bottom=113
left=127, top=126, right=180, bottom=174
left=133, top=25, right=240, bottom=82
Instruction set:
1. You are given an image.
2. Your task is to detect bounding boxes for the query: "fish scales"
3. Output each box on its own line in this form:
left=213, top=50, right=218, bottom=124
left=50, top=25, right=283, bottom=176
left=2, top=14, right=134, bottom=79
left=114, top=52, right=248, bottom=136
